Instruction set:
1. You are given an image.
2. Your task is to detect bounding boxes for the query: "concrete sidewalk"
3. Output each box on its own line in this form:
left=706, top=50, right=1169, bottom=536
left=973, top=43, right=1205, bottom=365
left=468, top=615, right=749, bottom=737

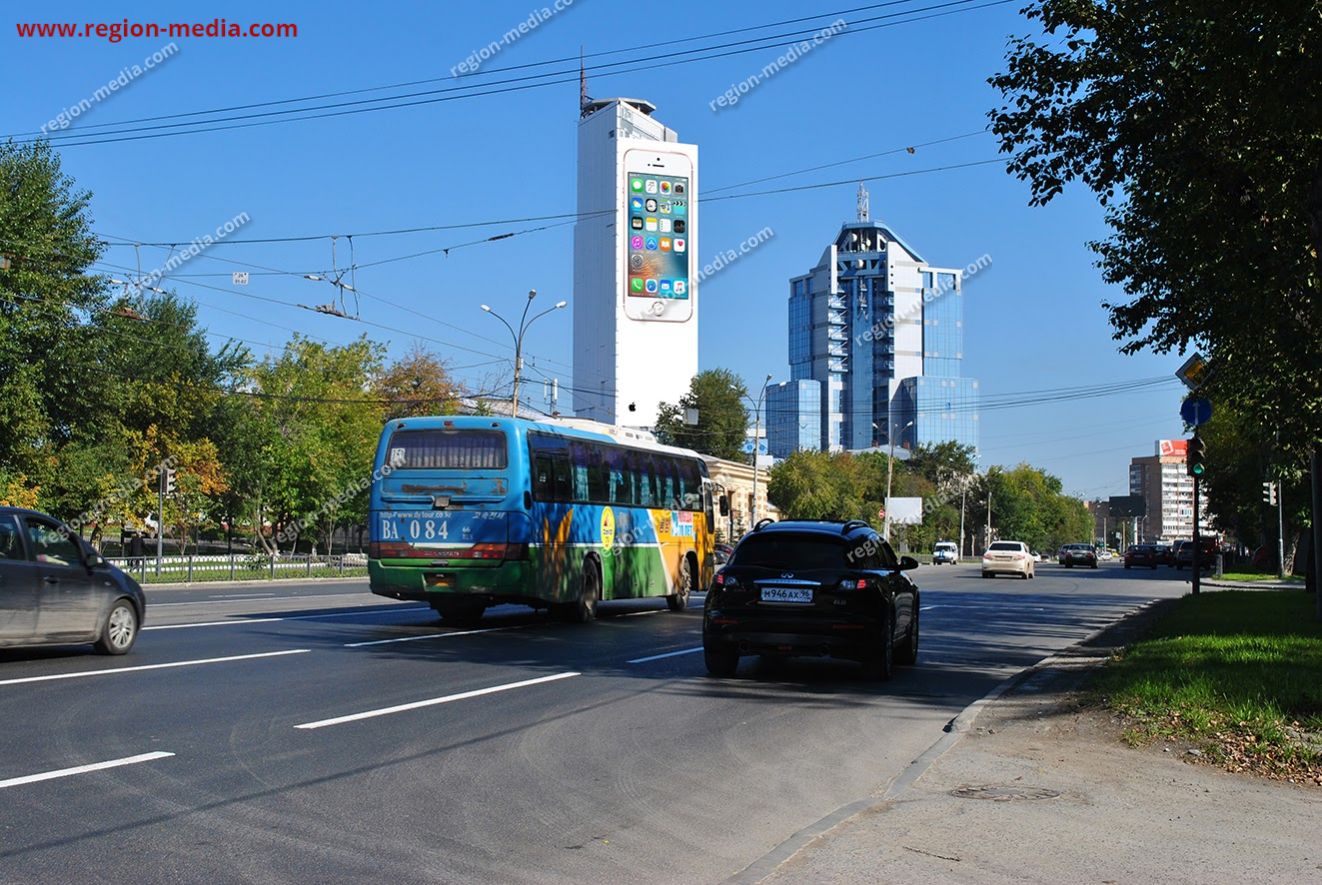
left=760, top=607, right=1322, bottom=884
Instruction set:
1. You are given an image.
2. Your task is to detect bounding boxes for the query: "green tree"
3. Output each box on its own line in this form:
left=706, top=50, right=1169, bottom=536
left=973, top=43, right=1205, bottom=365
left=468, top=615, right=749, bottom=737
left=1197, top=404, right=1310, bottom=572
left=655, top=368, right=749, bottom=460
left=0, top=141, right=105, bottom=493
left=767, top=450, right=866, bottom=521
left=243, top=335, right=386, bottom=553
left=373, top=344, right=460, bottom=418
left=989, top=0, right=1320, bottom=584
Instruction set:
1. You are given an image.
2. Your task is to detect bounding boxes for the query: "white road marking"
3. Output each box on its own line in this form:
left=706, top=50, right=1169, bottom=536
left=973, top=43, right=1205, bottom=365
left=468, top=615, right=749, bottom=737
left=211, top=593, right=274, bottom=599
left=920, top=605, right=941, bottom=611
left=0, top=752, right=175, bottom=790
left=344, top=626, right=510, bottom=647
left=145, top=617, right=284, bottom=631
left=144, top=606, right=432, bottom=631
left=0, top=649, right=310, bottom=686
left=294, top=672, right=581, bottom=730
left=627, top=647, right=703, bottom=664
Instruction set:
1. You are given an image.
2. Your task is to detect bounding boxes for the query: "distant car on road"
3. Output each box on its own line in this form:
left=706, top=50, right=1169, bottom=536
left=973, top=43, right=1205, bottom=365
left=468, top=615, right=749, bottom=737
left=703, top=519, right=920, bottom=680
left=1124, top=544, right=1159, bottom=569
left=931, top=541, right=959, bottom=565
left=1174, top=538, right=1218, bottom=569
left=981, top=540, right=1035, bottom=579
left=714, top=543, right=734, bottom=566
left=1154, top=543, right=1175, bottom=567
left=1060, top=544, right=1098, bottom=569
left=0, top=507, right=146, bottom=655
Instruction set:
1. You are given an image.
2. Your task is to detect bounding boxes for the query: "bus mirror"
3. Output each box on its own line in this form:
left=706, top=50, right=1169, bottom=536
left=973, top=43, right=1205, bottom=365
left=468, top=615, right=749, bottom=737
left=718, top=495, right=730, bottom=516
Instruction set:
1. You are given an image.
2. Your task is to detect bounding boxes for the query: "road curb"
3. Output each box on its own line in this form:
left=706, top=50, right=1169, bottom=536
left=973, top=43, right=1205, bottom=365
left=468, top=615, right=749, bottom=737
left=727, top=597, right=1167, bottom=884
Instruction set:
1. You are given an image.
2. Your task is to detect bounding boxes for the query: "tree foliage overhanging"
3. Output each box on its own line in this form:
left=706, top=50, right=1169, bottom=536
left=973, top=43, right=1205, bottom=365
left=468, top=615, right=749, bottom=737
left=988, top=0, right=1322, bottom=460
left=0, top=141, right=471, bottom=552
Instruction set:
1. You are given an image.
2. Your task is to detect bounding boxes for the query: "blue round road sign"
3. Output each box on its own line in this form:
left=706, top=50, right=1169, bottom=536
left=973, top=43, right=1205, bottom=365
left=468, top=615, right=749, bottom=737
left=1180, top=397, right=1213, bottom=427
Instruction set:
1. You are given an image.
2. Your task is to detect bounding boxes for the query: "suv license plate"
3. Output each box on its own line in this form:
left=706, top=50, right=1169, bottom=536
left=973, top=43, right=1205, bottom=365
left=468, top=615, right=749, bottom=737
left=761, top=586, right=812, bottom=604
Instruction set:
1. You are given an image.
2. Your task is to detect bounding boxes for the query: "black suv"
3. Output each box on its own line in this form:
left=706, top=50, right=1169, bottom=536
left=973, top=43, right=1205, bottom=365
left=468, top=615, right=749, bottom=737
left=702, top=519, right=920, bottom=680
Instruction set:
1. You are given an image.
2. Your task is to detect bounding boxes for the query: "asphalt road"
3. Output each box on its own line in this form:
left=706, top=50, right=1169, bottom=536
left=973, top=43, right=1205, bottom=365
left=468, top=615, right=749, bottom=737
left=0, top=562, right=1189, bottom=884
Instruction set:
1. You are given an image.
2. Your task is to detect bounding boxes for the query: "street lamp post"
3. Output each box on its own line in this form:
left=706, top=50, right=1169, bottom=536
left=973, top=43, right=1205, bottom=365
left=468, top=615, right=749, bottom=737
left=481, top=290, right=567, bottom=417
left=734, top=375, right=774, bottom=530
left=884, top=418, right=915, bottom=542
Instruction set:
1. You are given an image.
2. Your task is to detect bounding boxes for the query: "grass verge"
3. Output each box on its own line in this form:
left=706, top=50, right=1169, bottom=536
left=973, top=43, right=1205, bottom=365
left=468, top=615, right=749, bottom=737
left=1217, top=571, right=1305, bottom=584
left=1091, top=590, right=1322, bottom=785
left=132, top=566, right=368, bottom=584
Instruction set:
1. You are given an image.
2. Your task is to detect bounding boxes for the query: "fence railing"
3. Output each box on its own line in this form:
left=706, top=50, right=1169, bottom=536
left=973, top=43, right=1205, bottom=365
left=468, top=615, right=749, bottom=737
left=106, top=552, right=369, bottom=584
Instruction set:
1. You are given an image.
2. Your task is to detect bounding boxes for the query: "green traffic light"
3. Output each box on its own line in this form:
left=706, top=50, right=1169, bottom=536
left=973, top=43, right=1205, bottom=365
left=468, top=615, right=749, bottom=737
left=1191, top=464, right=1205, bottom=477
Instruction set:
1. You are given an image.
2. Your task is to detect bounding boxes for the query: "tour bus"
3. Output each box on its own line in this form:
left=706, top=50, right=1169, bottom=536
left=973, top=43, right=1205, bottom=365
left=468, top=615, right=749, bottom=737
left=368, top=415, right=720, bottom=624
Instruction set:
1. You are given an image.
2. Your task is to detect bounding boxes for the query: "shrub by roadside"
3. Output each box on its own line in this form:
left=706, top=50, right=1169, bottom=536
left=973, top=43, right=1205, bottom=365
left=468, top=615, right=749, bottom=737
left=1090, top=591, right=1322, bottom=786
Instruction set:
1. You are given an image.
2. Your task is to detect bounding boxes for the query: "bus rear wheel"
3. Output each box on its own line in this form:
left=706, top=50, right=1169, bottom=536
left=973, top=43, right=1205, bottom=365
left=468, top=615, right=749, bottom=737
left=554, top=559, right=599, bottom=623
left=667, top=556, right=694, bottom=612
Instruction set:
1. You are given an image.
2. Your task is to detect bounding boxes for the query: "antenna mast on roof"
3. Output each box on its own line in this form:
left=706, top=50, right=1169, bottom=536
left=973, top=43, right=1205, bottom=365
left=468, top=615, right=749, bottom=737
left=579, top=47, right=591, bottom=117
left=857, top=181, right=870, bottom=222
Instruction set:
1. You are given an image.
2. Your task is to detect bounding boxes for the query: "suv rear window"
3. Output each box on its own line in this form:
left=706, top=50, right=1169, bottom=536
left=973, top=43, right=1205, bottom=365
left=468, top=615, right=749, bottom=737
left=387, top=429, right=507, bottom=470
left=731, top=534, right=849, bottom=570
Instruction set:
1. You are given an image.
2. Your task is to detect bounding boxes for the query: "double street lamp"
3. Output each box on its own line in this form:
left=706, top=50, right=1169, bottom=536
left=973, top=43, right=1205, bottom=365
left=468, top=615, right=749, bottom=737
left=734, top=375, right=774, bottom=530
left=480, top=289, right=567, bottom=417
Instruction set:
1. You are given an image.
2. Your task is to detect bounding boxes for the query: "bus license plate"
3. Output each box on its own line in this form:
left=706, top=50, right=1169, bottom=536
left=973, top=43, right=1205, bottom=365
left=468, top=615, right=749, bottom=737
left=761, top=586, right=812, bottom=604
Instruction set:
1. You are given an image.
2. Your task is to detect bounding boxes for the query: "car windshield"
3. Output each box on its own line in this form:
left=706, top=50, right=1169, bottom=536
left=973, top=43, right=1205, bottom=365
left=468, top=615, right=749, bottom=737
left=730, top=534, right=849, bottom=570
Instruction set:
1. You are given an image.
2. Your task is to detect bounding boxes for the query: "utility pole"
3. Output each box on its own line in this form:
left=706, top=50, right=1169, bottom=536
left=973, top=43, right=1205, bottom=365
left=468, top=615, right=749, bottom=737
left=1311, top=446, right=1321, bottom=616
left=1277, top=483, right=1286, bottom=581
left=737, top=375, right=773, bottom=528
left=985, top=487, right=992, bottom=550
left=156, top=464, right=164, bottom=576
left=959, top=482, right=967, bottom=561
left=884, top=419, right=915, bottom=542
left=1192, top=474, right=1202, bottom=595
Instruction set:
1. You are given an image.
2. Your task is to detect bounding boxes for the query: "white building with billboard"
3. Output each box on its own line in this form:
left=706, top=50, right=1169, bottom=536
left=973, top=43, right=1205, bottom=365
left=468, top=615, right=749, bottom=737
left=572, top=95, right=699, bottom=428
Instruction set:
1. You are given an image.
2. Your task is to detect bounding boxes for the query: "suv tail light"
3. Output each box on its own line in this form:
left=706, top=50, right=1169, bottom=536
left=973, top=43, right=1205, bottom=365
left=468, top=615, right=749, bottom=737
left=839, top=577, right=874, bottom=591
left=714, top=572, right=738, bottom=588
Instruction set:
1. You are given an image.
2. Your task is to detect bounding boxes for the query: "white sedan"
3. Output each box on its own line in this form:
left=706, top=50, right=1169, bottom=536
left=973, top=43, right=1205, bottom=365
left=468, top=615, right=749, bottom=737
left=982, top=540, right=1036, bottom=579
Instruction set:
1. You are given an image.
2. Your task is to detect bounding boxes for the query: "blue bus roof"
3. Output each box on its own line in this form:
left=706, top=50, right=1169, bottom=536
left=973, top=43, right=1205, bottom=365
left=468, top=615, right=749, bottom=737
left=379, top=415, right=708, bottom=462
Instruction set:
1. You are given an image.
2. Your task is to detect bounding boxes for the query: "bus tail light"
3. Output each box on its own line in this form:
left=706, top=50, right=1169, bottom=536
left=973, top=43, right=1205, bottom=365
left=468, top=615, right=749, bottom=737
left=370, top=542, right=526, bottom=561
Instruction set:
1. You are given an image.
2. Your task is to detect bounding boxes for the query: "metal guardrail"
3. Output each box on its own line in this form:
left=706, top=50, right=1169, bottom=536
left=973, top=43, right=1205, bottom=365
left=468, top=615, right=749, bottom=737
left=106, top=552, right=369, bottom=584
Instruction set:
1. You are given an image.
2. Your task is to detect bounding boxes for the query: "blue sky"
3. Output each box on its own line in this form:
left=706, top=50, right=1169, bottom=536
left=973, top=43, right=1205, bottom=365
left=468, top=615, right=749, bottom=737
left=4, top=0, right=1192, bottom=498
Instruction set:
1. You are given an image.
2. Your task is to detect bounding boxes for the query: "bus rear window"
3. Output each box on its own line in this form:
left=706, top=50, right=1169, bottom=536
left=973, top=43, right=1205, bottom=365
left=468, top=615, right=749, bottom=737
left=386, top=429, right=507, bottom=470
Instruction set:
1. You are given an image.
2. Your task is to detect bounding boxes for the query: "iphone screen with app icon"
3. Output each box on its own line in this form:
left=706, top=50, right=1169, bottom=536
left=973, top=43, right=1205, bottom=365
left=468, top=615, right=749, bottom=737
left=624, top=172, right=690, bottom=302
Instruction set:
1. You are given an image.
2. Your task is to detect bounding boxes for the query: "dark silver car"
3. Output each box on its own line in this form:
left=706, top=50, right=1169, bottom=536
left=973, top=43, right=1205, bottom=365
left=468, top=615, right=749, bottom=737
left=0, top=507, right=146, bottom=655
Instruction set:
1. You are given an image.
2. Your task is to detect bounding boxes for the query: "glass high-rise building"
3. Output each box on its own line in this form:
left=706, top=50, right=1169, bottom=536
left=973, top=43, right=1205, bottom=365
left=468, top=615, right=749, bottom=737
left=766, top=186, right=979, bottom=458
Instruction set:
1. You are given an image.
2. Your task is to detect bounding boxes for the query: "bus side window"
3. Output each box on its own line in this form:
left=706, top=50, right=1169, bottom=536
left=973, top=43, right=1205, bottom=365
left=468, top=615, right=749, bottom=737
left=607, top=448, right=631, bottom=506
left=573, top=442, right=607, bottom=504
left=551, top=453, right=572, bottom=503
left=656, top=457, right=676, bottom=509
left=635, top=452, right=657, bottom=508
left=678, top=460, right=701, bottom=511
left=533, top=453, right=555, bottom=501
left=588, top=445, right=609, bottom=503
